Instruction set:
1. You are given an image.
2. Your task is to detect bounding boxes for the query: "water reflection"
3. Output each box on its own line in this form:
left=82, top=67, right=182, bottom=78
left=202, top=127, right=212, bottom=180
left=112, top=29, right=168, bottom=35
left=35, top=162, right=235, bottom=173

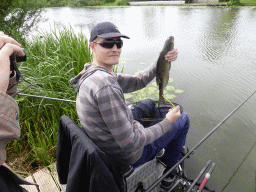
left=197, top=8, right=240, bottom=63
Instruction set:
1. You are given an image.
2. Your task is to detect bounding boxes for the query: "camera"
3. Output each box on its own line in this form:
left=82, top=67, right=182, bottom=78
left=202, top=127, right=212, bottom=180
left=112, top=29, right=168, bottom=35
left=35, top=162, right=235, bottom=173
left=10, top=48, right=26, bottom=62
left=10, top=48, right=26, bottom=81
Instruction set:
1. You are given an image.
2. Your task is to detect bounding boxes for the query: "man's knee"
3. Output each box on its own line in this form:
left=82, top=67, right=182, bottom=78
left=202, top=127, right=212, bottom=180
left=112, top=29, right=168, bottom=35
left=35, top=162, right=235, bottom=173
left=173, top=112, right=190, bottom=133
left=181, top=112, right=190, bottom=128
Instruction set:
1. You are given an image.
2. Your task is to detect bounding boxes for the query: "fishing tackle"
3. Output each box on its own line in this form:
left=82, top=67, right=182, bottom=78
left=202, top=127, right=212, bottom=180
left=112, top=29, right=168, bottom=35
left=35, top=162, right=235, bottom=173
left=198, top=162, right=216, bottom=192
left=187, top=160, right=212, bottom=192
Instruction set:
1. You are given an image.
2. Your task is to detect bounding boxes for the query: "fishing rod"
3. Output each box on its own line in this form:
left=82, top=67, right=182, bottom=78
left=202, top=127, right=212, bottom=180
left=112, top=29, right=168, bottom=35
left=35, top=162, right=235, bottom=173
left=198, top=162, right=216, bottom=192
left=187, top=160, right=212, bottom=192
left=145, top=89, right=256, bottom=192
left=17, top=93, right=76, bottom=103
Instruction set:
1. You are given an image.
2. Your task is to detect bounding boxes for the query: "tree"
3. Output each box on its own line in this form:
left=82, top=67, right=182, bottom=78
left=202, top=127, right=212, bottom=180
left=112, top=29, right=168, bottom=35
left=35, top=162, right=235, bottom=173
left=0, top=0, right=44, bottom=41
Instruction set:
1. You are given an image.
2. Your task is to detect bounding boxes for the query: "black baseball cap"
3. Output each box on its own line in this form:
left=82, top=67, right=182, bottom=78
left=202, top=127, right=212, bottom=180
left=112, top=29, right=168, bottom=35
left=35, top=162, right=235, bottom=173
left=89, top=22, right=130, bottom=42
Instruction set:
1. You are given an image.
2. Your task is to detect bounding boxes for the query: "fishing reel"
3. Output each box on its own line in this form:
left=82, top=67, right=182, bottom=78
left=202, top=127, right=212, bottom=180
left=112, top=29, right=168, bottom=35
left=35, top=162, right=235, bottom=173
left=8, top=48, right=33, bottom=97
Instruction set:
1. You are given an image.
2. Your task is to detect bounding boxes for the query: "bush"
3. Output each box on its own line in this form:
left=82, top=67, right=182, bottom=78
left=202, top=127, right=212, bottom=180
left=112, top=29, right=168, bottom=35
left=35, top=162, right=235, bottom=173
left=116, top=0, right=130, bottom=5
left=227, top=0, right=241, bottom=6
left=105, top=0, right=116, bottom=3
left=69, top=0, right=105, bottom=6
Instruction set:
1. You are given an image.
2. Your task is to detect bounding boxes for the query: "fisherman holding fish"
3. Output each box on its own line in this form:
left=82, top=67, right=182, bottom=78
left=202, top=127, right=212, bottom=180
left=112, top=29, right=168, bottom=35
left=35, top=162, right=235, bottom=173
left=70, top=22, right=190, bottom=189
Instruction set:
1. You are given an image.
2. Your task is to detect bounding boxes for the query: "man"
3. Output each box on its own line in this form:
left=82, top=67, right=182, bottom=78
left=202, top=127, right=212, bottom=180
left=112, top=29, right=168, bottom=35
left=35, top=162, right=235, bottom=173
left=70, top=22, right=190, bottom=189
left=0, top=32, right=36, bottom=191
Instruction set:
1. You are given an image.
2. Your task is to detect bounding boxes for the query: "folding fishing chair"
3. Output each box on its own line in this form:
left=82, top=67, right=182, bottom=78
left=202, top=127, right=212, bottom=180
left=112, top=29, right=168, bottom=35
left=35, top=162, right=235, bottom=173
left=56, top=115, right=164, bottom=192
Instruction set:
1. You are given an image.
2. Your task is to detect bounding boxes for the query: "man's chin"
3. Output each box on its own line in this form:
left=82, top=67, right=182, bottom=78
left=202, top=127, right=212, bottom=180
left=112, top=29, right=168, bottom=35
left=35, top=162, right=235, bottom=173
left=112, top=60, right=120, bottom=65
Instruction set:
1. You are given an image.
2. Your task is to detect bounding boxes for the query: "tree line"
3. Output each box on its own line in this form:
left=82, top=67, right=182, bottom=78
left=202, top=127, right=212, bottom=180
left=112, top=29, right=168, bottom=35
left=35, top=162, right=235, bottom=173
left=0, top=0, right=130, bottom=41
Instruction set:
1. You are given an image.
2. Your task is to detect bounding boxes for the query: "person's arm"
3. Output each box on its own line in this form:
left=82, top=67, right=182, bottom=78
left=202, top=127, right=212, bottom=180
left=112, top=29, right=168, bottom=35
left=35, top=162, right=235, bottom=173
left=0, top=91, right=20, bottom=166
left=97, top=85, right=180, bottom=153
left=115, top=48, right=178, bottom=93
left=115, top=62, right=157, bottom=93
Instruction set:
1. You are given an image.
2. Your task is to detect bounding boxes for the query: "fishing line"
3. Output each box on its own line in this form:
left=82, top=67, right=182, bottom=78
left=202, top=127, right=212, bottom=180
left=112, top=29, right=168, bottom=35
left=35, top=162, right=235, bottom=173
left=221, top=141, right=256, bottom=192
left=11, top=73, right=76, bottom=103
left=145, top=89, right=256, bottom=192
left=17, top=93, right=76, bottom=103
left=162, top=94, right=176, bottom=107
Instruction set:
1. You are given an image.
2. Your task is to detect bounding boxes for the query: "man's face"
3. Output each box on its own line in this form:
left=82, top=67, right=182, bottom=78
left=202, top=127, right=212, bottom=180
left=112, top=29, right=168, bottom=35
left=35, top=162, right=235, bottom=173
left=90, top=37, right=122, bottom=71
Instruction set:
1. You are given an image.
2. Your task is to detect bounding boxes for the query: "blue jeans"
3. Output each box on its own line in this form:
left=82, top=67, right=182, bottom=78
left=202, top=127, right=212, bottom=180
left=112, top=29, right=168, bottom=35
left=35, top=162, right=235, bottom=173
left=132, top=99, right=190, bottom=169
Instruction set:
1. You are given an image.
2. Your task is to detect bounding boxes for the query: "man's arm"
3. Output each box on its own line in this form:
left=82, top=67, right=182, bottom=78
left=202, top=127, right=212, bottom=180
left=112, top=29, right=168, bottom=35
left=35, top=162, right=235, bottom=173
left=115, top=48, right=178, bottom=93
left=115, top=62, right=157, bottom=93
left=97, top=85, right=173, bottom=152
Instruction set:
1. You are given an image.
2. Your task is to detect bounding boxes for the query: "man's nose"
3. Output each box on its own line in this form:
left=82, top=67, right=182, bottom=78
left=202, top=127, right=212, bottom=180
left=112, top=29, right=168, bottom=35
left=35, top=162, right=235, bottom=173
left=111, top=44, right=118, bottom=51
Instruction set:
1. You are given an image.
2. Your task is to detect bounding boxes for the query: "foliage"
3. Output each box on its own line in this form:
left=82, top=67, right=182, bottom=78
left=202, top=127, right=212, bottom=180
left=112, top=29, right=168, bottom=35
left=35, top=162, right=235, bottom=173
left=240, top=0, right=256, bottom=4
left=7, top=26, right=91, bottom=174
left=112, top=64, right=124, bottom=73
left=67, top=0, right=105, bottom=6
left=124, top=75, right=184, bottom=103
left=0, top=0, right=43, bottom=41
left=44, top=0, right=68, bottom=7
left=103, top=0, right=130, bottom=6
left=115, top=0, right=130, bottom=6
left=105, top=0, right=116, bottom=3
left=227, top=0, right=241, bottom=5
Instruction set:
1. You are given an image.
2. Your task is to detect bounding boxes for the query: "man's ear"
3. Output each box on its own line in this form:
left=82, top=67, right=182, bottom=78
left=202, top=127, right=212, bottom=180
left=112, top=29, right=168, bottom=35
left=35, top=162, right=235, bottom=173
left=89, top=42, right=95, bottom=51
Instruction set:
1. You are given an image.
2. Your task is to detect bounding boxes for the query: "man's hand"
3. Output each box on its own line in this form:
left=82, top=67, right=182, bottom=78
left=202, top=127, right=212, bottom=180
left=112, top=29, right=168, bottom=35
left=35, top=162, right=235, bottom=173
left=165, top=48, right=178, bottom=62
left=165, top=105, right=181, bottom=123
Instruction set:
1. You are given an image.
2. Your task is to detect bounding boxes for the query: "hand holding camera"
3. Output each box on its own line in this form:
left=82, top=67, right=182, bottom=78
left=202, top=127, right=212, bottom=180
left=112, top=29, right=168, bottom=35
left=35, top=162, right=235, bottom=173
left=0, top=32, right=26, bottom=93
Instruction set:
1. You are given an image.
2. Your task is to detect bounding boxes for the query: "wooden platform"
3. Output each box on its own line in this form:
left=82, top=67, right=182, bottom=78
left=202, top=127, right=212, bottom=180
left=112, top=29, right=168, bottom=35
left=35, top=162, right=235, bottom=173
left=22, top=160, right=165, bottom=192
left=23, top=163, right=66, bottom=192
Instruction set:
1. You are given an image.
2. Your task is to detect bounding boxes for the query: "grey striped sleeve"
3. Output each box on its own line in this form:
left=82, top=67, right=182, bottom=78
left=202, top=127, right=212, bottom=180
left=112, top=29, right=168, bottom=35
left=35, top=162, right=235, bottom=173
left=96, top=84, right=172, bottom=153
left=115, top=62, right=157, bottom=93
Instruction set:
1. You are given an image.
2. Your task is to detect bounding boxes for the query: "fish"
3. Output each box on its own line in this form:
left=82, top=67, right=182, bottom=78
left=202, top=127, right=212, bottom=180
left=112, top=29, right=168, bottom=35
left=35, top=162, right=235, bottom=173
left=156, top=36, right=174, bottom=107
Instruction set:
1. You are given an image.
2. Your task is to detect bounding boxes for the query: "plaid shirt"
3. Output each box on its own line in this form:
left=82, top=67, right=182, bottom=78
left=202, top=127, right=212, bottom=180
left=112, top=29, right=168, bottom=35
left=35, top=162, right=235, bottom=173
left=70, top=63, right=172, bottom=164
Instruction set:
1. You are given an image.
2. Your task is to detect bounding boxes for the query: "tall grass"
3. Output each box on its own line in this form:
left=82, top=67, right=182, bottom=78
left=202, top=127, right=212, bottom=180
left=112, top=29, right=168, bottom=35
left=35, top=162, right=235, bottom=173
left=6, top=26, right=91, bottom=175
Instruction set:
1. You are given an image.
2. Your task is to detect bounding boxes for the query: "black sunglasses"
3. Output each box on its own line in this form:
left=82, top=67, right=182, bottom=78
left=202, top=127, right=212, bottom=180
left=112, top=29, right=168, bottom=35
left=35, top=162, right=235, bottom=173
left=94, top=39, right=123, bottom=49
